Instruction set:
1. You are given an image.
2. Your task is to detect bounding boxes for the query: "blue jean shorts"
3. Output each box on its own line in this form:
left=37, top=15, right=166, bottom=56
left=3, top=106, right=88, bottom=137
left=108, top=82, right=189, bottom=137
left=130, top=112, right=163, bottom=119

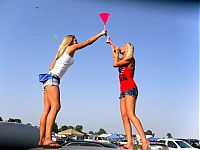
left=42, top=75, right=60, bottom=91
left=119, top=88, right=138, bottom=100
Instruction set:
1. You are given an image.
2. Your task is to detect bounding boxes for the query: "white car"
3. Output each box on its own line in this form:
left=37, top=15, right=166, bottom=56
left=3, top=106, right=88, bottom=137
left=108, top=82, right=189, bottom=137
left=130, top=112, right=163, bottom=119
left=118, top=139, right=128, bottom=145
left=84, top=136, right=110, bottom=143
left=157, top=138, right=199, bottom=150
left=94, top=136, right=110, bottom=143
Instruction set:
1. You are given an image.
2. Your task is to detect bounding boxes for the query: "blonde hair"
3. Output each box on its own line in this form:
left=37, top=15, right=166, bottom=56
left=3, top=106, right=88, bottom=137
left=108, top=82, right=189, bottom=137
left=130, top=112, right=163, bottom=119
left=55, top=35, right=75, bottom=60
left=125, top=43, right=134, bottom=60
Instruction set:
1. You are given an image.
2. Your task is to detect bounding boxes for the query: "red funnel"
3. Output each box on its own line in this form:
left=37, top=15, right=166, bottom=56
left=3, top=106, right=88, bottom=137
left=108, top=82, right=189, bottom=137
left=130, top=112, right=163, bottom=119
left=99, top=12, right=111, bottom=29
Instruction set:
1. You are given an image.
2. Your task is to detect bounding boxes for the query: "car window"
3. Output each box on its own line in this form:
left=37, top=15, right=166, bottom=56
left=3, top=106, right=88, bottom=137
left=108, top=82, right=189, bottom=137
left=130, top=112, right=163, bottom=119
left=159, top=140, right=166, bottom=144
left=175, top=140, right=192, bottom=148
left=168, top=141, right=177, bottom=148
left=98, top=137, right=102, bottom=140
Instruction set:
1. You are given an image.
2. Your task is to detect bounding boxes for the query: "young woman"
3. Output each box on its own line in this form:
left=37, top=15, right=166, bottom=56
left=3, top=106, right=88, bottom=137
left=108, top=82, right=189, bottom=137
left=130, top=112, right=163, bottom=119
left=107, top=38, right=150, bottom=150
left=39, top=29, right=107, bottom=148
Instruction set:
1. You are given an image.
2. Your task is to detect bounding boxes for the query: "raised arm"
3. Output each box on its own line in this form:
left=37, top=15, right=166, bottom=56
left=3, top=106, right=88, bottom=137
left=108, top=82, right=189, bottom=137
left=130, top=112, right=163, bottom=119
left=113, top=47, right=131, bottom=68
left=107, top=36, right=117, bottom=58
left=66, top=30, right=107, bottom=55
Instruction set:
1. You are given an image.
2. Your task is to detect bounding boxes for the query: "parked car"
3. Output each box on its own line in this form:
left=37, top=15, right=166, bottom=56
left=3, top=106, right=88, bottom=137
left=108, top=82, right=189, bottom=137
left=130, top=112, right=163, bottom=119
left=84, top=135, right=110, bottom=143
left=118, top=139, right=128, bottom=145
left=157, top=138, right=199, bottom=150
left=149, top=141, right=169, bottom=150
left=178, top=139, right=200, bottom=149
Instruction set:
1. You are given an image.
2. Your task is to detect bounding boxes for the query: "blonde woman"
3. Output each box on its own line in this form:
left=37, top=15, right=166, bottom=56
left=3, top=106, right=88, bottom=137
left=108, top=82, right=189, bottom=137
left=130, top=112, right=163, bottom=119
left=107, top=38, right=150, bottom=150
left=39, top=29, right=107, bottom=148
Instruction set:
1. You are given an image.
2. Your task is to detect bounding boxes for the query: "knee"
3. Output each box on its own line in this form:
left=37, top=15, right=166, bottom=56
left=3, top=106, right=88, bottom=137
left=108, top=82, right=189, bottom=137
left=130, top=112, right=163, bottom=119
left=127, top=112, right=137, bottom=120
left=52, top=103, right=61, bottom=112
left=121, top=113, right=129, bottom=122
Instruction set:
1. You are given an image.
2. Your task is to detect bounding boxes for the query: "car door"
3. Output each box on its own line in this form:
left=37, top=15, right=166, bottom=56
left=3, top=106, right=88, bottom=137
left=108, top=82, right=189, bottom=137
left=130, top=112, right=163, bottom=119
left=167, top=141, right=179, bottom=150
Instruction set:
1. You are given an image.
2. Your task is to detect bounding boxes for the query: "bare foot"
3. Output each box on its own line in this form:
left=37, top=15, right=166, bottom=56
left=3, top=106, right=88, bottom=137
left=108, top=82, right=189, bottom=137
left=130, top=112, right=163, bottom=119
left=118, top=144, right=134, bottom=150
left=42, top=139, right=61, bottom=148
left=38, top=138, right=44, bottom=147
left=142, top=140, right=150, bottom=150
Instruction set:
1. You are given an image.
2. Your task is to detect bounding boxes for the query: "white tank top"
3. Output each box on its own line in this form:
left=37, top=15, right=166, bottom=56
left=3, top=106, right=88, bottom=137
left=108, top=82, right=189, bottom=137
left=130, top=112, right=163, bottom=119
left=50, top=52, right=74, bottom=78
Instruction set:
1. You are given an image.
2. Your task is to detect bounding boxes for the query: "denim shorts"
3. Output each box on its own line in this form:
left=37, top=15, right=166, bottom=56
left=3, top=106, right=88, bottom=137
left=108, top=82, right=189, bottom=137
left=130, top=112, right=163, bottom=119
left=42, top=75, right=60, bottom=91
left=119, top=88, right=138, bottom=100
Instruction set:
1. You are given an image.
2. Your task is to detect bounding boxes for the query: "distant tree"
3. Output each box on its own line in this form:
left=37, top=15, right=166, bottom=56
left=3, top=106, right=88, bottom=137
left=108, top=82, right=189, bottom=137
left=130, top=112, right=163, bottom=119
left=152, top=133, right=155, bottom=137
left=75, top=125, right=83, bottom=132
left=8, top=118, right=22, bottom=123
left=145, top=130, right=153, bottom=135
left=98, top=128, right=106, bottom=135
left=15, top=119, right=22, bottom=123
left=8, top=118, right=15, bottom=122
left=89, top=131, right=94, bottom=134
left=59, top=125, right=69, bottom=132
left=68, top=126, right=74, bottom=129
left=26, top=123, right=32, bottom=126
left=166, top=133, right=172, bottom=138
left=0, top=117, right=3, bottom=121
left=53, top=122, right=59, bottom=133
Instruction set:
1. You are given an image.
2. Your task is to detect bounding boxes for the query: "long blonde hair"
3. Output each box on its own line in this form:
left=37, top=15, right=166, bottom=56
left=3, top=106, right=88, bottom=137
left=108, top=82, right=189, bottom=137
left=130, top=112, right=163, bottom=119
left=125, top=43, right=134, bottom=60
left=55, top=35, right=75, bottom=60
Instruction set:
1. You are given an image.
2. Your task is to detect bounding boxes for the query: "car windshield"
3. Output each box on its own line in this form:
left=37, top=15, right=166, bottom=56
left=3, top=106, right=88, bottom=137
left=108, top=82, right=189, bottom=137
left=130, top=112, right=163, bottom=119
left=175, top=140, right=192, bottom=148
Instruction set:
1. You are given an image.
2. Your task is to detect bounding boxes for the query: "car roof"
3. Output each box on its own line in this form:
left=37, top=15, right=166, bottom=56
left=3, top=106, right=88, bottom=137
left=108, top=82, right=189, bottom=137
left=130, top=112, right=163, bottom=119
left=64, top=146, right=116, bottom=150
left=158, top=139, right=184, bottom=142
left=63, top=140, right=117, bottom=148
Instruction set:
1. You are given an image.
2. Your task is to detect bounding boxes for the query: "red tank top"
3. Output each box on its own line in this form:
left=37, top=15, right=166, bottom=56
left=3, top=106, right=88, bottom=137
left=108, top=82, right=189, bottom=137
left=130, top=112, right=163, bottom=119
left=118, top=67, right=137, bottom=93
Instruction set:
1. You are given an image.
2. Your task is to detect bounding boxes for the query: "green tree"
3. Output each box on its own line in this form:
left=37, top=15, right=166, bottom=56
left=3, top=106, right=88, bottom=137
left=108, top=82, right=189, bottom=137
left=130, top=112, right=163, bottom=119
left=68, top=126, right=74, bottom=129
left=166, top=133, right=172, bottom=138
left=8, top=118, right=22, bottom=123
left=8, top=118, right=15, bottom=122
left=59, top=125, right=69, bottom=132
left=75, top=125, right=83, bottom=132
left=0, top=117, right=3, bottom=121
left=89, top=131, right=94, bottom=134
left=145, top=130, right=153, bottom=135
left=98, top=128, right=106, bottom=135
left=53, top=122, right=59, bottom=133
left=15, top=119, right=22, bottom=123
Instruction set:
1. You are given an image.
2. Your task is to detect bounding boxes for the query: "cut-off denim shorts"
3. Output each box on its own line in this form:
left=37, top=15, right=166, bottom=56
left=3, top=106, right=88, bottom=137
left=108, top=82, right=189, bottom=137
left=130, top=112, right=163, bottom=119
left=42, top=75, right=60, bottom=91
left=119, top=88, right=138, bottom=100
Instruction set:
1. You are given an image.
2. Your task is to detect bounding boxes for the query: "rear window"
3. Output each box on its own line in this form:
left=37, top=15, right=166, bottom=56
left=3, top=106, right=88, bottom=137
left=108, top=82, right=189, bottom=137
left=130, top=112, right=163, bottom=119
left=176, top=140, right=192, bottom=148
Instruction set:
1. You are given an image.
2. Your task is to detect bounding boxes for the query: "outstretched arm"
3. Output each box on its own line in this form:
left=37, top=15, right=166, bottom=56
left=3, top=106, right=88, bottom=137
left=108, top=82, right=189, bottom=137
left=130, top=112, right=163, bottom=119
left=66, top=30, right=107, bottom=55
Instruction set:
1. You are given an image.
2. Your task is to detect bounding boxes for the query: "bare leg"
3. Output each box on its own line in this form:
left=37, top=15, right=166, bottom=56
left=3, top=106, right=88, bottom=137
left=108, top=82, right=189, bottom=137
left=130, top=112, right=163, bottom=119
left=42, top=85, right=61, bottom=147
left=125, top=95, right=150, bottom=150
left=120, top=98, right=134, bottom=149
left=39, top=90, right=51, bottom=146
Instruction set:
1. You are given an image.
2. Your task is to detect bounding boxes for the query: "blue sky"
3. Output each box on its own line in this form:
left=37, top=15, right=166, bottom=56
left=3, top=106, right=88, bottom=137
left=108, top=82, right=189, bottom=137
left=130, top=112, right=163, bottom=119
left=0, top=0, right=199, bottom=139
